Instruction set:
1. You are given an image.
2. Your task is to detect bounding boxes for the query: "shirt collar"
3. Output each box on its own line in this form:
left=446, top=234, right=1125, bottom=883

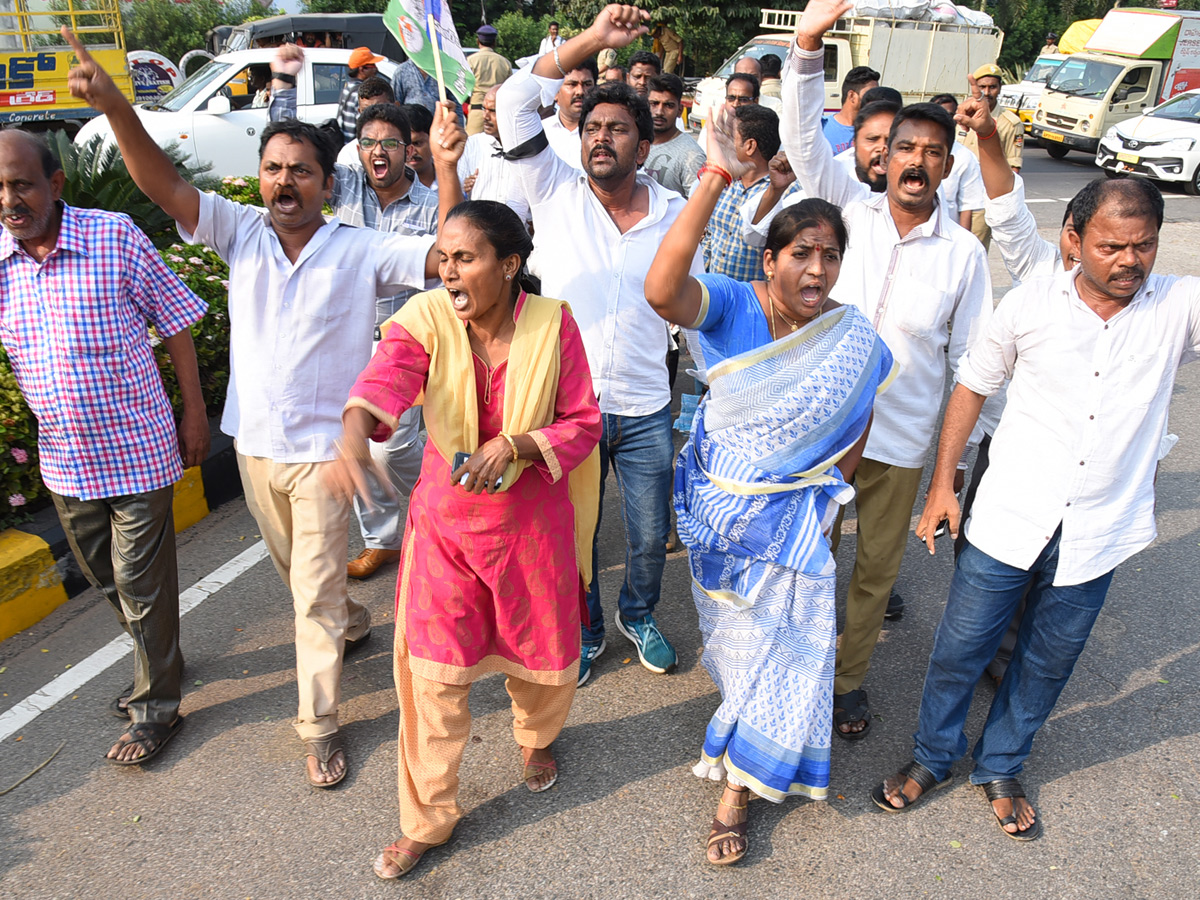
left=1062, top=265, right=1160, bottom=310
left=0, top=202, right=88, bottom=262
left=865, top=190, right=947, bottom=241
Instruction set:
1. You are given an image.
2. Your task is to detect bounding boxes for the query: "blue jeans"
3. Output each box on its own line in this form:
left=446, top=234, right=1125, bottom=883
left=913, top=529, right=1114, bottom=785
left=582, top=404, right=674, bottom=644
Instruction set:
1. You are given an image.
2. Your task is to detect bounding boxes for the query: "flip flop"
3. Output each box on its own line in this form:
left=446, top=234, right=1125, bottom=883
left=871, top=760, right=952, bottom=813
left=522, top=757, right=558, bottom=793
left=373, top=837, right=449, bottom=879
left=981, top=778, right=1043, bottom=841
left=304, top=734, right=347, bottom=789
left=106, top=716, right=184, bottom=766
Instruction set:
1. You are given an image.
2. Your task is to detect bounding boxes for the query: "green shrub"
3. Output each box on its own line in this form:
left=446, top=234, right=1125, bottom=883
left=0, top=351, right=42, bottom=525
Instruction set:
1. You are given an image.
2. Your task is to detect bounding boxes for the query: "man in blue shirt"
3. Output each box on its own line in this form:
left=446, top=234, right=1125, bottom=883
left=821, top=65, right=879, bottom=154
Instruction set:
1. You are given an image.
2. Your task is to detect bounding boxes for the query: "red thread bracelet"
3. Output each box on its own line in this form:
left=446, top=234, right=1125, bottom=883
left=977, top=121, right=998, bottom=142
left=698, top=164, right=733, bottom=187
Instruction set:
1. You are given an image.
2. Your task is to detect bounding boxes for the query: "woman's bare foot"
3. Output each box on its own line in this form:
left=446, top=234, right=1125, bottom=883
left=706, top=783, right=750, bottom=864
left=521, top=745, right=557, bottom=792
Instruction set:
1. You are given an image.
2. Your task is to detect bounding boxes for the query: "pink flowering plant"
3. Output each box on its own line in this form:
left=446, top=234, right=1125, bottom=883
left=0, top=350, right=42, bottom=527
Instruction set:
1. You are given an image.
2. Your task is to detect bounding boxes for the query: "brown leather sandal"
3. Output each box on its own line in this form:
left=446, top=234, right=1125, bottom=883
left=304, top=734, right=347, bottom=789
left=706, top=786, right=750, bottom=866
left=373, top=837, right=448, bottom=879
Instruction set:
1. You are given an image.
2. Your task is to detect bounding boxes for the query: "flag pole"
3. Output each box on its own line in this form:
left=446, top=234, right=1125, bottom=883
left=427, top=12, right=448, bottom=104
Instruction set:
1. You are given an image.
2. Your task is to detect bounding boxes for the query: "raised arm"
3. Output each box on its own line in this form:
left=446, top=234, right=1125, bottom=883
left=267, top=43, right=303, bottom=121
left=646, top=107, right=751, bottom=326
left=783, top=0, right=867, bottom=209
left=530, top=5, right=648, bottom=81
left=63, top=27, right=200, bottom=235
left=955, top=77, right=1013, bottom=200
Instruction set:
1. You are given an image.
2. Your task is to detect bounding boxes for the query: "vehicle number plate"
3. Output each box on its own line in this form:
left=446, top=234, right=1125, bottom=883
left=1116, top=152, right=1139, bottom=164
left=1041, top=130, right=1064, bottom=142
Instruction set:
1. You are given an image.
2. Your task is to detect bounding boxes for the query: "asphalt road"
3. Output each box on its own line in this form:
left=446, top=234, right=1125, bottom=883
left=2, top=150, right=1199, bottom=900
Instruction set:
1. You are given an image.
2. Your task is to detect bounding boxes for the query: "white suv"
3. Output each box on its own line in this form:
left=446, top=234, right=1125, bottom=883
left=76, top=48, right=397, bottom=178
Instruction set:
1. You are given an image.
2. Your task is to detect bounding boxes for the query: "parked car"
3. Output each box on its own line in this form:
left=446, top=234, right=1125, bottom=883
left=75, top=48, right=397, bottom=177
left=1094, top=88, right=1200, bottom=194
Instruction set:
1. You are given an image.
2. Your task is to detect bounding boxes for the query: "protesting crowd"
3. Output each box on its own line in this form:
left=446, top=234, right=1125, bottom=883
left=1, top=0, right=1198, bottom=879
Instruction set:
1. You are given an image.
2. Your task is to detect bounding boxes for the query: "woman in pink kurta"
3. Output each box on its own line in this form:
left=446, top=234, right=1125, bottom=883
left=326, top=202, right=601, bottom=880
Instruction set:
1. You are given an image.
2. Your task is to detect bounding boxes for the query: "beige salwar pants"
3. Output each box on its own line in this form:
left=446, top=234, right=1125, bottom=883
left=237, top=452, right=371, bottom=742
left=394, top=652, right=576, bottom=844
left=830, top=457, right=924, bottom=695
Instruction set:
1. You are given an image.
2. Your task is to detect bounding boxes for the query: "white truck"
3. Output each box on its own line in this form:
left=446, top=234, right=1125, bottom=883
left=998, top=53, right=1066, bottom=134
left=1031, top=5, right=1200, bottom=158
left=690, top=7, right=1004, bottom=128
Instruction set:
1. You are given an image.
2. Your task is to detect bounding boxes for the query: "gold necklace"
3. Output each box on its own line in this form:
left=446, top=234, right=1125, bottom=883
left=767, top=283, right=818, bottom=339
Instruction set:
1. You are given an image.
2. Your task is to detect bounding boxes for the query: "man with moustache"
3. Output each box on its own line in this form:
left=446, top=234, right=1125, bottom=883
left=876, top=175, right=1199, bottom=842
left=0, top=129, right=207, bottom=767
left=457, top=85, right=531, bottom=224
left=643, top=73, right=704, bottom=196
left=64, top=26, right=464, bottom=787
left=271, top=48, right=439, bottom=581
left=497, top=4, right=701, bottom=686
left=544, top=57, right=598, bottom=169
left=781, top=0, right=992, bottom=741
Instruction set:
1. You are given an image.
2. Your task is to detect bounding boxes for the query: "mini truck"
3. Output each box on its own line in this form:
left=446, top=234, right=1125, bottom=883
left=1031, top=4, right=1200, bottom=158
left=0, top=0, right=134, bottom=132
left=690, top=7, right=1004, bottom=129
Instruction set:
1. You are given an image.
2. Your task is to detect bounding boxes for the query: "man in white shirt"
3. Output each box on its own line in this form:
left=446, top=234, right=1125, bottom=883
left=68, top=41, right=463, bottom=788
left=543, top=57, right=596, bottom=169
left=497, top=4, right=700, bottom=686
left=538, top=21, right=566, bottom=56
left=875, top=176, right=1199, bottom=842
left=457, top=85, right=531, bottom=223
left=783, top=0, right=992, bottom=740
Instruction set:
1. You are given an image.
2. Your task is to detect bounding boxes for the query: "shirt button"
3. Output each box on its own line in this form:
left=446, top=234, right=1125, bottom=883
left=1094, top=371, right=1099, bottom=376
left=1089, top=415, right=1095, bottom=420
left=1066, top=502, right=1071, bottom=507
left=1079, top=460, right=1085, bottom=465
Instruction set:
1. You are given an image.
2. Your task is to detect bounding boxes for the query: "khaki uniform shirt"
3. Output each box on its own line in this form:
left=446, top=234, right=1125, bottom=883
left=469, top=47, right=513, bottom=107
left=959, top=107, right=1024, bottom=170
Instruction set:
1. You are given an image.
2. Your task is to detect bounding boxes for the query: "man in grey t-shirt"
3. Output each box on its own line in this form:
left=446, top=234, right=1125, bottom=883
left=643, top=74, right=704, bottom=197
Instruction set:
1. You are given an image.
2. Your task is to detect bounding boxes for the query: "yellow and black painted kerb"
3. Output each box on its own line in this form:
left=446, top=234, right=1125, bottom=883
left=0, top=433, right=240, bottom=643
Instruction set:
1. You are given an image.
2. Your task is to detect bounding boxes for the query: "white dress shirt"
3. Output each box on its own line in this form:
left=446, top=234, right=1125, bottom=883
left=828, top=145, right=981, bottom=225
left=497, top=68, right=703, bottom=418
left=537, top=35, right=566, bottom=56
left=783, top=45, right=993, bottom=468
left=181, top=192, right=435, bottom=462
left=958, top=269, right=1200, bottom=585
left=985, top=174, right=1060, bottom=287
left=457, top=132, right=531, bottom=223
left=544, top=110, right=583, bottom=170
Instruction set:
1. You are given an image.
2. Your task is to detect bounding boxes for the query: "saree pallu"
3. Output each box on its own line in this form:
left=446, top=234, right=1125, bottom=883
left=676, top=306, right=894, bottom=802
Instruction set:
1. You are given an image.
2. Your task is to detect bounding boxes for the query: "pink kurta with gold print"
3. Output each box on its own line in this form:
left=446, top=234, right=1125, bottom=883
left=348, top=303, right=601, bottom=686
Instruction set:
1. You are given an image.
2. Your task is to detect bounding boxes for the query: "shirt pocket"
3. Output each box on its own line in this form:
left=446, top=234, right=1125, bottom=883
left=58, top=290, right=132, bottom=358
left=297, top=269, right=358, bottom=323
left=891, top=283, right=954, bottom=343
left=1118, top=348, right=1168, bottom=409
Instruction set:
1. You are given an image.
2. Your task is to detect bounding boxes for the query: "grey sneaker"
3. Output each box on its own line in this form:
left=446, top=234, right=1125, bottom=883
left=616, top=614, right=677, bottom=674
left=578, top=639, right=606, bottom=686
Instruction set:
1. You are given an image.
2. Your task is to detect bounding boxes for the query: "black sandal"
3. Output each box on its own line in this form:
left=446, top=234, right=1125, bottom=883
left=833, top=689, right=871, bottom=741
left=106, top=717, right=184, bottom=766
left=108, top=682, right=133, bottom=720
left=871, top=760, right=952, bottom=813
left=706, top=786, right=750, bottom=866
left=981, top=778, right=1043, bottom=841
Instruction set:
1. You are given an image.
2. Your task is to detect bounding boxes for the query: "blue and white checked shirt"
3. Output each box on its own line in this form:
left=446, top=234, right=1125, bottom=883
left=704, top=174, right=771, bottom=283
left=0, top=205, right=207, bottom=499
left=329, top=162, right=439, bottom=323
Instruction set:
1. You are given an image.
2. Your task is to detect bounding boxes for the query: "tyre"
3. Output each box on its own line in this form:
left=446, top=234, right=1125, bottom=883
left=1186, top=165, right=1200, bottom=196
left=1044, top=143, right=1070, bottom=159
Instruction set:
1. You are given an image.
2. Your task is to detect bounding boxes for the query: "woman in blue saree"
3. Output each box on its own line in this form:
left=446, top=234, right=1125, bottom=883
left=644, top=109, right=895, bottom=866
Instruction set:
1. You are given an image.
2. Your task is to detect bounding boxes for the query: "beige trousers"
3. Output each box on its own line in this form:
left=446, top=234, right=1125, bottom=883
left=237, top=452, right=370, bottom=742
left=831, top=457, right=924, bottom=695
left=395, top=652, right=576, bottom=843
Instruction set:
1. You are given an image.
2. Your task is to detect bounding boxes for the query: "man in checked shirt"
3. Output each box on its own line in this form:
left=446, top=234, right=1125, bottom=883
left=0, top=129, right=209, bottom=766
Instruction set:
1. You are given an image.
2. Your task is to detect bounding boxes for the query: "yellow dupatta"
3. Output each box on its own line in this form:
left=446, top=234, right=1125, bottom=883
left=385, top=289, right=600, bottom=585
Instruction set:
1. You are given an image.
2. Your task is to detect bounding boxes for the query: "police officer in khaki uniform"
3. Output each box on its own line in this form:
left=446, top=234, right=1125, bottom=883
left=467, top=24, right=513, bottom=135
left=957, top=63, right=1023, bottom=248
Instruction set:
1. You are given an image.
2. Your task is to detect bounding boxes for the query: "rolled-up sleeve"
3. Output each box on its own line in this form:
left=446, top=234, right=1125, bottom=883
left=956, top=293, right=1020, bottom=397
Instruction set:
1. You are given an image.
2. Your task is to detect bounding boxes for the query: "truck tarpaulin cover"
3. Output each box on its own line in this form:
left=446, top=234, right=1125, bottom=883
left=1058, top=19, right=1102, bottom=56
left=1085, top=10, right=1180, bottom=59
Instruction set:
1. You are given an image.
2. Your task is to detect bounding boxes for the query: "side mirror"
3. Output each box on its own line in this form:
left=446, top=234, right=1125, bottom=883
left=1114, top=88, right=1130, bottom=102
left=205, top=95, right=232, bottom=115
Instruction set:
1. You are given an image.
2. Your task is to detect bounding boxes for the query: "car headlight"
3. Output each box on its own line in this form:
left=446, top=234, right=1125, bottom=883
left=1160, top=137, right=1195, bottom=151
left=1104, top=126, right=1118, bottom=141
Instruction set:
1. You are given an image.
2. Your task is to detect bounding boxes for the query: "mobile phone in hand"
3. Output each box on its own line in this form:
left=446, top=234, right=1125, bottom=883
left=451, top=451, right=502, bottom=489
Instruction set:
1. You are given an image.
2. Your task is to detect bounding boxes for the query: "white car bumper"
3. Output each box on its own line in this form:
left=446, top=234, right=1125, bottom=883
left=1095, top=134, right=1200, bottom=183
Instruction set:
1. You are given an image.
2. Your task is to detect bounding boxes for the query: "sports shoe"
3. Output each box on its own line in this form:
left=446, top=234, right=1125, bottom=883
left=578, top=639, right=606, bottom=686
left=884, top=592, right=905, bottom=621
left=616, top=613, right=677, bottom=674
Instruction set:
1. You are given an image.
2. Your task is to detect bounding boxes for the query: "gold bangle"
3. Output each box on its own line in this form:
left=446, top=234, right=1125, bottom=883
left=499, top=432, right=519, bottom=463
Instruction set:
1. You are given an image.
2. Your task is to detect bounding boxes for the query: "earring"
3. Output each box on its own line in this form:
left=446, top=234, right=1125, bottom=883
left=506, top=275, right=512, bottom=281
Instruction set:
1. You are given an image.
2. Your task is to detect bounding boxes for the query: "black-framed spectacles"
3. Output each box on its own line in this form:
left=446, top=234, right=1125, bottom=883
left=358, top=137, right=406, bottom=151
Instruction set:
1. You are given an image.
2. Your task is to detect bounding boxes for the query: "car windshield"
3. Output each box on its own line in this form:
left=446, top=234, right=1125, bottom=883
left=1150, top=92, right=1200, bottom=122
left=1047, top=58, right=1123, bottom=99
left=713, top=38, right=791, bottom=78
left=1025, top=58, right=1063, bottom=85
left=154, top=61, right=233, bottom=112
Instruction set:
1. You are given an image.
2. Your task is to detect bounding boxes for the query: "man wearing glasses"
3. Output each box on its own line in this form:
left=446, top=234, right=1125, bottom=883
left=272, top=52, right=439, bottom=580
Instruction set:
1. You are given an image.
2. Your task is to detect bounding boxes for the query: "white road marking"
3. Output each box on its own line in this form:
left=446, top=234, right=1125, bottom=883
left=0, top=541, right=269, bottom=742
left=1026, top=198, right=1058, bottom=203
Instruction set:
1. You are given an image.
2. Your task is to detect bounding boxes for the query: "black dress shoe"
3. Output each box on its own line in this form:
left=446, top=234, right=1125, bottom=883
left=884, top=592, right=905, bottom=621
left=345, top=630, right=372, bottom=657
